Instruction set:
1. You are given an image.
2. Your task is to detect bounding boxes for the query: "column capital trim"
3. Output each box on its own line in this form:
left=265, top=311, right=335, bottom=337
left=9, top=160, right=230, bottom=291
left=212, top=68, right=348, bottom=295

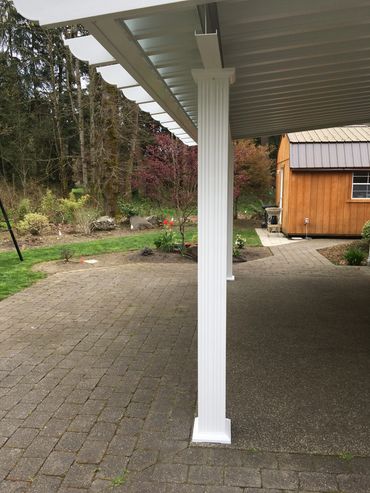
left=192, top=68, right=235, bottom=84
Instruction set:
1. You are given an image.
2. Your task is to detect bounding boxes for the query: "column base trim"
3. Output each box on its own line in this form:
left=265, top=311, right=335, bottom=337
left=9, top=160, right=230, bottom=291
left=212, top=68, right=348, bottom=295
left=192, top=417, right=231, bottom=444
left=227, top=275, right=235, bottom=281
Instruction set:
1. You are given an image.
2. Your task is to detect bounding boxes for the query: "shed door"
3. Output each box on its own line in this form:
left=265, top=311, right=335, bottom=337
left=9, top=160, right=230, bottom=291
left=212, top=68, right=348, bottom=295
left=279, top=168, right=284, bottom=224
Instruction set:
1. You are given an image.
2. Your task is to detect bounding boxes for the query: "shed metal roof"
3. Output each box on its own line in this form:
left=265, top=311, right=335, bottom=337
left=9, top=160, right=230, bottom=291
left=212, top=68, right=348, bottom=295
left=288, top=125, right=370, bottom=143
left=288, top=126, right=370, bottom=169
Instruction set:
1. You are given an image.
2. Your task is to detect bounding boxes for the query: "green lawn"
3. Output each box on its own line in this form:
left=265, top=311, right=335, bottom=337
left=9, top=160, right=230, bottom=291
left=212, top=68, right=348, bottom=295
left=0, top=225, right=260, bottom=301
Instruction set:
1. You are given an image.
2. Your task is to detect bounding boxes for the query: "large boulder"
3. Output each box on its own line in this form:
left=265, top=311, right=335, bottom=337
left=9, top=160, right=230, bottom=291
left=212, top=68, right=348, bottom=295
left=92, top=216, right=116, bottom=231
left=130, top=216, right=154, bottom=231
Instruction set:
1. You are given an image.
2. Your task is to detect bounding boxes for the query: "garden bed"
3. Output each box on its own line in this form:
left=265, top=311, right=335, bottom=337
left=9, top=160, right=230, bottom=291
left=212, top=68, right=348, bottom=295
left=33, top=246, right=272, bottom=276
left=0, top=224, right=161, bottom=253
left=319, top=240, right=369, bottom=266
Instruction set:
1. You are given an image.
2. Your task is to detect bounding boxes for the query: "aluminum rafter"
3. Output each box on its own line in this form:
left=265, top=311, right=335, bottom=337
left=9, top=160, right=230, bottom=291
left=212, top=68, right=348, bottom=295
left=13, top=0, right=198, bottom=143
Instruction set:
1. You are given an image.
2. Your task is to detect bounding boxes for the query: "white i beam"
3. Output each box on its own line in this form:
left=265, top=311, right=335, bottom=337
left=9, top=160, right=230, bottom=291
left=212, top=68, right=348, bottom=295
left=192, top=67, right=235, bottom=444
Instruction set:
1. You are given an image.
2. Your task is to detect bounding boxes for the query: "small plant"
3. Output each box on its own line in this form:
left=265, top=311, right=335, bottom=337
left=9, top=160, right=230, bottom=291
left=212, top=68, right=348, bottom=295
left=117, top=200, right=141, bottom=218
left=234, top=234, right=247, bottom=249
left=60, top=248, right=73, bottom=263
left=339, top=451, right=353, bottom=461
left=154, top=230, right=179, bottom=252
left=17, top=213, right=49, bottom=236
left=111, top=471, right=128, bottom=487
left=343, top=247, right=366, bottom=266
left=75, top=207, right=100, bottom=235
left=163, top=218, right=175, bottom=228
left=141, top=247, right=154, bottom=256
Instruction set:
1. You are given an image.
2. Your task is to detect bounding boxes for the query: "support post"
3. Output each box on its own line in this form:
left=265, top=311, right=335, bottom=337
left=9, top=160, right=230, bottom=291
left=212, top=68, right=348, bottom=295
left=227, top=134, right=235, bottom=281
left=0, top=198, right=23, bottom=262
left=192, top=68, right=235, bottom=444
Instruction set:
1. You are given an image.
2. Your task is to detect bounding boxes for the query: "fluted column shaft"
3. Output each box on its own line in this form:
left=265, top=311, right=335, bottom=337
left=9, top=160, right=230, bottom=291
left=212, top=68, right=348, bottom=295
left=227, top=134, right=235, bottom=281
left=192, top=68, right=235, bottom=444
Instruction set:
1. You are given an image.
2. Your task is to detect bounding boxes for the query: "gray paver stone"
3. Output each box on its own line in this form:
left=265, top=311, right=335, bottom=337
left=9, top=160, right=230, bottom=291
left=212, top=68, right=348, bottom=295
left=188, top=465, right=224, bottom=485
left=224, top=466, right=262, bottom=488
left=152, top=463, right=188, bottom=483
left=337, top=473, right=370, bottom=492
left=41, top=450, right=75, bottom=476
left=299, top=471, right=338, bottom=491
left=62, top=463, right=96, bottom=488
left=262, top=469, right=299, bottom=490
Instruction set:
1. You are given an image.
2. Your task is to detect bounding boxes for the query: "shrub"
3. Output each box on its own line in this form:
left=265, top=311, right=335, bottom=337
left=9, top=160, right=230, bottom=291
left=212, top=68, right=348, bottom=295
left=244, top=203, right=264, bottom=221
left=117, top=200, right=142, bottom=218
left=17, top=198, right=32, bottom=221
left=60, top=247, right=73, bottom=263
left=75, top=207, right=100, bottom=235
left=71, top=188, right=86, bottom=200
left=59, top=193, right=90, bottom=224
left=343, top=247, right=366, bottom=266
left=18, top=213, right=49, bottom=236
left=362, top=220, right=370, bottom=241
left=40, top=189, right=61, bottom=224
left=233, top=245, right=241, bottom=257
left=154, top=230, right=179, bottom=252
left=235, top=234, right=247, bottom=249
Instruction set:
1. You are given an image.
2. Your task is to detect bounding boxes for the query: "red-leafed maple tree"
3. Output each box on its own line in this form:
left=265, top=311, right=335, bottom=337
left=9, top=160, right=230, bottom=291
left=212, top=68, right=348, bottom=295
left=135, top=133, right=197, bottom=247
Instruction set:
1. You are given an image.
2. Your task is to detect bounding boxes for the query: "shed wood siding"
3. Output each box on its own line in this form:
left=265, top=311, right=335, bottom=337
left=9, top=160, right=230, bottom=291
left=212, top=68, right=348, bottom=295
left=282, top=171, right=370, bottom=236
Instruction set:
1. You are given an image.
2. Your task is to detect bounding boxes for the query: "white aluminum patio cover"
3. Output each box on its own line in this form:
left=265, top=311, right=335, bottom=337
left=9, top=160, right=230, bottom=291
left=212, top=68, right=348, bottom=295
left=12, top=0, right=370, bottom=142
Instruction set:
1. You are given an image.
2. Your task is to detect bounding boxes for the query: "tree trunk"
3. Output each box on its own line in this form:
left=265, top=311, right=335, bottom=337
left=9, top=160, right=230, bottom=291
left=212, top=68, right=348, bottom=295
left=75, top=59, right=87, bottom=188
left=89, top=66, right=98, bottom=191
left=233, top=197, right=239, bottom=220
left=46, top=33, right=68, bottom=193
left=123, top=103, right=139, bottom=200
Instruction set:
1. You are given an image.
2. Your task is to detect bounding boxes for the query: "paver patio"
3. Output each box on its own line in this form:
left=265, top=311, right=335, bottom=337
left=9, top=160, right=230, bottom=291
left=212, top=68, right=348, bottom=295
left=0, top=238, right=369, bottom=492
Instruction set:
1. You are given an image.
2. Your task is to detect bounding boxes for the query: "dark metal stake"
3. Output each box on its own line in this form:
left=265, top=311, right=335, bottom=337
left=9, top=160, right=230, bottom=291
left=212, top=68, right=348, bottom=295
left=0, top=198, right=23, bottom=261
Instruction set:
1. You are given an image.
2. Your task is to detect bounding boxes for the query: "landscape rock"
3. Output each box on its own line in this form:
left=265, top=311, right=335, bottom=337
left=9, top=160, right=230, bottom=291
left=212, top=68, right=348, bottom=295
left=92, top=216, right=116, bottom=231
left=146, top=215, right=161, bottom=226
left=130, top=216, right=154, bottom=231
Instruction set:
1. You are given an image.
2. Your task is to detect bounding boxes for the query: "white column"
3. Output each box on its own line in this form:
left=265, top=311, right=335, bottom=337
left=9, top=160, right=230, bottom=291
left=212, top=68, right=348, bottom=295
left=192, top=68, right=235, bottom=444
left=227, top=134, right=235, bottom=281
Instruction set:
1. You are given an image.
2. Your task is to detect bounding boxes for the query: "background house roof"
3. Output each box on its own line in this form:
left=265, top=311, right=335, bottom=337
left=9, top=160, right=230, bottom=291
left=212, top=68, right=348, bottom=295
left=288, top=126, right=370, bottom=169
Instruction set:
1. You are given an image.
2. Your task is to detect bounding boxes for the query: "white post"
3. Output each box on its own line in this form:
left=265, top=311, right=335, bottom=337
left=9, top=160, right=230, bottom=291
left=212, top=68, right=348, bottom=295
left=192, top=68, right=235, bottom=444
left=227, top=134, right=235, bottom=281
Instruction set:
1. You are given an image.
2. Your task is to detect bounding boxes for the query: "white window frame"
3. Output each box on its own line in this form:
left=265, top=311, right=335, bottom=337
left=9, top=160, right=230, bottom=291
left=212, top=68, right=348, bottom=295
left=352, top=171, right=370, bottom=199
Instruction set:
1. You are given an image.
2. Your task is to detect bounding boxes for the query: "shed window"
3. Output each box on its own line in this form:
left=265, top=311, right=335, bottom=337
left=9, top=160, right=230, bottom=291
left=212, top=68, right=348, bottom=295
left=352, top=172, right=370, bottom=198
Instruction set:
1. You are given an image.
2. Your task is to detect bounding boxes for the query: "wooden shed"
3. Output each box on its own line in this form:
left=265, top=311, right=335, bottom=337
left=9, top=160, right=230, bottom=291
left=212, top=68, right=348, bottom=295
left=276, top=126, right=370, bottom=237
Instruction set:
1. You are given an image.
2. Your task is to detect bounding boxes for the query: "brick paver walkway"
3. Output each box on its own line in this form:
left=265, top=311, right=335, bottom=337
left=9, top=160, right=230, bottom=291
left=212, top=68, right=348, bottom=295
left=0, top=239, right=369, bottom=492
